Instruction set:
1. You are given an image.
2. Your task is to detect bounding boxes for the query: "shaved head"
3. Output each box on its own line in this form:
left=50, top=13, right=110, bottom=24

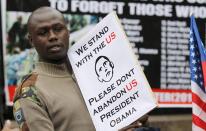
left=28, top=7, right=65, bottom=34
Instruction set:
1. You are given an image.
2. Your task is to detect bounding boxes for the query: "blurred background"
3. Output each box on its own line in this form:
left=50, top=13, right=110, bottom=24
left=1, top=0, right=206, bottom=130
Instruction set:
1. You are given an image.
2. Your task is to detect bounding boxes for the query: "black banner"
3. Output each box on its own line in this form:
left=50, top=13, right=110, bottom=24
left=4, top=0, right=206, bottom=107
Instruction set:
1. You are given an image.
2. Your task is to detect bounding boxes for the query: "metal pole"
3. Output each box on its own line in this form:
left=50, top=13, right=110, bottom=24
left=0, top=0, right=5, bottom=127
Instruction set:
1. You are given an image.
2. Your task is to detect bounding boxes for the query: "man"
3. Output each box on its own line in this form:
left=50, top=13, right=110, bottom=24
left=95, top=55, right=114, bottom=82
left=13, top=7, right=145, bottom=131
left=13, top=6, right=95, bottom=131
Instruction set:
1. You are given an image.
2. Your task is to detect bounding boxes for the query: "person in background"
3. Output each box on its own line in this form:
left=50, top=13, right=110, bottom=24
left=7, top=16, right=23, bottom=53
left=12, top=6, right=146, bottom=131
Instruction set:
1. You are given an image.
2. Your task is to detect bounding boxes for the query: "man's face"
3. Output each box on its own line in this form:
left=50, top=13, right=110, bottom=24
left=29, top=10, right=69, bottom=63
left=96, top=57, right=113, bottom=82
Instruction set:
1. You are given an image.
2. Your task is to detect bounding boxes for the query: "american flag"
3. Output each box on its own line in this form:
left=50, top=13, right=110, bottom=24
left=190, top=16, right=206, bottom=131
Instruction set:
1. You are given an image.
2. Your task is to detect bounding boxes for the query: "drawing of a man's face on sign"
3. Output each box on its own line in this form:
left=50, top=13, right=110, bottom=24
left=95, top=56, right=114, bottom=82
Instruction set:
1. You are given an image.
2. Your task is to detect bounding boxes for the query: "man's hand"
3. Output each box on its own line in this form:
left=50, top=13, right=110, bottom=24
left=2, top=120, right=19, bottom=131
left=119, top=115, right=149, bottom=131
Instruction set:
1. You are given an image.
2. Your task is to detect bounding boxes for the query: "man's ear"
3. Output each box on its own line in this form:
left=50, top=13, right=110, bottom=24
left=67, top=29, right=70, bottom=40
left=27, top=34, right=33, bottom=47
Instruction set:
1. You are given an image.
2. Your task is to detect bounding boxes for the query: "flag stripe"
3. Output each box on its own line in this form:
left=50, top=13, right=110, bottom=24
left=191, top=81, right=206, bottom=102
left=192, top=102, right=206, bottom=123
left=192, top=123, right=204, bottom=131
left=192, top=114, right=206, bottom=130
left=192, top=92, right=206, bottom=112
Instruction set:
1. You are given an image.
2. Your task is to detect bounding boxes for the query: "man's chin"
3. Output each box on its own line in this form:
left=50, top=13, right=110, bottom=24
left=45, top=55, right=67, bottom=64
left=48, top=52, right=67, bottom=59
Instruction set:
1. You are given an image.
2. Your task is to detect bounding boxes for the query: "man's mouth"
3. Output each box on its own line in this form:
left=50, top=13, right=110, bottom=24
left=48, top=45, right=62, bottom=52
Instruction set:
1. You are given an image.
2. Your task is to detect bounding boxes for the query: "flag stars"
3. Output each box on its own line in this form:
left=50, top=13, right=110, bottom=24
left=197, top=60, right=200, bottom=63
left=190, top=30, right=193, bottom=35
left=192, top=60, right=196, bottom=64
left=199, top=74, right=202, bottom=78
left=194, top=75, right=198, bottom=79
left=190, top=37, right=194, bottom=43
left=191, top=52, right=195, bottom=57
left=193, top=67, right=197, bottom=72
left=190, top=45, right=195, bottom=50
left=200, top=81, right=203, bottom=86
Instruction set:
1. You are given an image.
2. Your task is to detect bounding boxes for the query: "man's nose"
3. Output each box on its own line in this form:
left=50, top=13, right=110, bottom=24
left=48, top=30, right=58, bottom=41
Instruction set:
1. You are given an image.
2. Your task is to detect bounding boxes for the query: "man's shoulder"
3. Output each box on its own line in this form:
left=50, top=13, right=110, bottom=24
left=21, top=72, right=38, bottom=86
left=13, top=72, right=39, bottom=103
left=13, top=73, right=43, bottom=130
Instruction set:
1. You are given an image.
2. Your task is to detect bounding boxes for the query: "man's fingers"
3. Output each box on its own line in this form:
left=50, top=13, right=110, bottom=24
left=4, top=120, right=12, bottom=128
left=119, top=122, right=142, bottom=131
left=2, top=120, right=20, bottom=131
left=2, top=120, right=12, bottom=131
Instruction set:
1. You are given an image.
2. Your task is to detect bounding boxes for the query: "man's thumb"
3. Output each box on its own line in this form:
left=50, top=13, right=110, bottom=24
left=4, top=120, right=12, bottom=129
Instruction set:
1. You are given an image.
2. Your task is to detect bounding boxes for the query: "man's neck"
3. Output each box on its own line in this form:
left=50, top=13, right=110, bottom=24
left=39, top=57, right=66, bottom=64
left=39, top=57, right=73, bottom=74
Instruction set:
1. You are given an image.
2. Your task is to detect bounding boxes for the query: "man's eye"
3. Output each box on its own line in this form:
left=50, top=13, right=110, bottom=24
left=54, top=26, right=63, bottom=32
left=37, top=30, right=47, bottom=36
left=99, top=67, right=102, bottom=72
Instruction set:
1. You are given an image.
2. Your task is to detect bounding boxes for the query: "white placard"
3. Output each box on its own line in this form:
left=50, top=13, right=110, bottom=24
left=68, top=12, right=157, bottom=131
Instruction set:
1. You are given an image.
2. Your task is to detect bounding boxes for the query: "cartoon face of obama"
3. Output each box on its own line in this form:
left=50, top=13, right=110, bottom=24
left=95, top=56, right=114, bottom=82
